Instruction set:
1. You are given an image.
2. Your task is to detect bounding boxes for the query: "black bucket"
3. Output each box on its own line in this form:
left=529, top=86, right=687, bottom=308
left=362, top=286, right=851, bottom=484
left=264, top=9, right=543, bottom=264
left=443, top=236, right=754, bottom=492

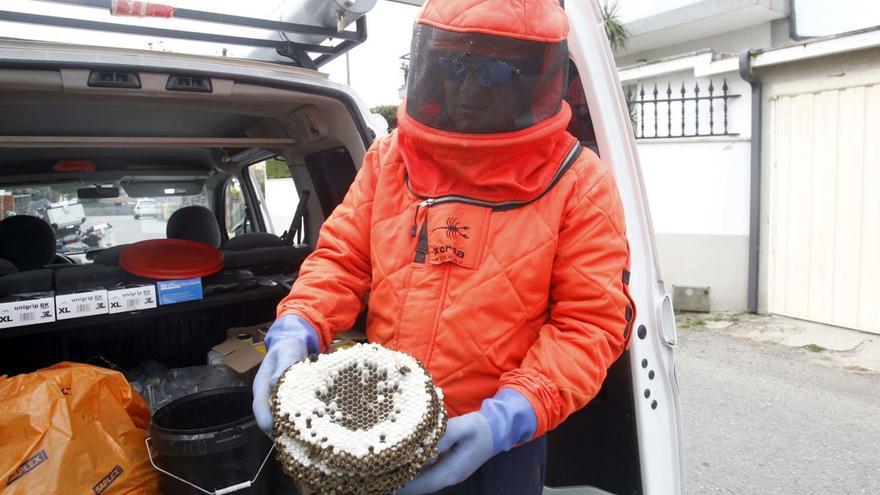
left=149, top=387, right=298, bottom=495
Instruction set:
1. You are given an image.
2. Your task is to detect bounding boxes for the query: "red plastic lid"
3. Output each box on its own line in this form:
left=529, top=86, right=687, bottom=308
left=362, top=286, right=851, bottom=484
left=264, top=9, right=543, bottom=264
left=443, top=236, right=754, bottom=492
left=119, top=239, right=224, bottom=280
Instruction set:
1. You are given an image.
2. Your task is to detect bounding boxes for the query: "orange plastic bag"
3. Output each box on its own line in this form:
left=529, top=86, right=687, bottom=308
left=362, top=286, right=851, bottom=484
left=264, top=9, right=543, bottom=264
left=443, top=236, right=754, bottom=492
left=0, top=362, right=159, bottom=495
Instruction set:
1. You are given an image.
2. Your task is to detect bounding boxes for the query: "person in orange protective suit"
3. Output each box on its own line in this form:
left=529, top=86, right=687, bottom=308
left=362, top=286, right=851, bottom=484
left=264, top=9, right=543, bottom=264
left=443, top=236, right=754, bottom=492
left=252, top=0, right=636, bottom=493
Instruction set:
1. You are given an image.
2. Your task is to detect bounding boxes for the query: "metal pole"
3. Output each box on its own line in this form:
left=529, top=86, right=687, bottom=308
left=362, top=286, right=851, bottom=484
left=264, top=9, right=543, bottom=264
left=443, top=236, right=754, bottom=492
left=739, top=49, right=763, bottom=314
left=32, top=0, right=362, bottom=40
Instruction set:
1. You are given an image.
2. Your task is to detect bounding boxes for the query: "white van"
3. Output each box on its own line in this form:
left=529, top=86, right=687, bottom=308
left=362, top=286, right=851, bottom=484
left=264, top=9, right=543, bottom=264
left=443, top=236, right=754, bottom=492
left=0, top=1, right=682, bottom=493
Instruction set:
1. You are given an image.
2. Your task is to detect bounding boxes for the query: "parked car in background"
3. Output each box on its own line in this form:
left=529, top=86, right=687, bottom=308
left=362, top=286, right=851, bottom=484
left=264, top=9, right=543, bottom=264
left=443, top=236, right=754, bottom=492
left=133, top=198, right=160, bottom=219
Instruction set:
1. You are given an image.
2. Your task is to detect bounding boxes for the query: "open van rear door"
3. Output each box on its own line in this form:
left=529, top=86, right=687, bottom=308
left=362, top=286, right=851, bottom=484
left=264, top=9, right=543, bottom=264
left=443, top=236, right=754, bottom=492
left=563, top=1, right=684, bottom=494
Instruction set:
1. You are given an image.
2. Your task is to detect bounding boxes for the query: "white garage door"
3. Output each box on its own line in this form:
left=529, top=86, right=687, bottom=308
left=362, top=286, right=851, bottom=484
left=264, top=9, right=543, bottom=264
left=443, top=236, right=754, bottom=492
left=768, top=82, right=879, bottom=334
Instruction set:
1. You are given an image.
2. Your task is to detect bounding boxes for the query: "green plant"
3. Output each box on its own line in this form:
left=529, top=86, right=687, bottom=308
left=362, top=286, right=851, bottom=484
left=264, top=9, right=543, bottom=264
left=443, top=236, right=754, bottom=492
left=601, top=1, right=630, bottom=52
left=803, top=344, right=826, bottom=353
left=371, top=105, right=399, bottom=130
left=266, top=158, right=291, bottom=180
left=600, top=1, right=637, bottom=131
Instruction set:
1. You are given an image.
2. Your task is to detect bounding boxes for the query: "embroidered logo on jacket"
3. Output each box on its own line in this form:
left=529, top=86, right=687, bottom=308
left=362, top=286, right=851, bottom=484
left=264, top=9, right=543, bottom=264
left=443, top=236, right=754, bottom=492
left=425, top=207, right=488, bottom=269
left=432, top=245, right=465, bottom=259
left=433, top=217, right=471, bottom=240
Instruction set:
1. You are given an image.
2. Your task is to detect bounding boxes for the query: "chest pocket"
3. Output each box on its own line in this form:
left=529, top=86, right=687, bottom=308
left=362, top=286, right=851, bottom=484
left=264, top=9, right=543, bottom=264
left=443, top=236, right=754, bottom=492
left=419, top=203, right=491, bottom=270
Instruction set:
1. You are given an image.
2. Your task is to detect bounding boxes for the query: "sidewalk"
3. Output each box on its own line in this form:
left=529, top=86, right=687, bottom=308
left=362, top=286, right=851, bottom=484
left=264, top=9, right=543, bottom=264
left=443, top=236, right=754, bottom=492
left=675, top=312, right=880, bottom=374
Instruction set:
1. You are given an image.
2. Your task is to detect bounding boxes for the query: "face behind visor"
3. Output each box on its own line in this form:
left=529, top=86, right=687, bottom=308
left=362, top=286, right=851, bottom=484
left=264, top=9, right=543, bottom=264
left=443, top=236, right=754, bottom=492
left=405, top=24, right=569, bottom=135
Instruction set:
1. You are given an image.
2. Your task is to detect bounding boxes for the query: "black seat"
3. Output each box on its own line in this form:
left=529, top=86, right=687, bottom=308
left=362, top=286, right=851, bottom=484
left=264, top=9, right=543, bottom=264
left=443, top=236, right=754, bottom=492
left=0, top=215, right=56, bottom=271
left=95, top=205, right=222, bottom=266
left=0, top=256, right=53, bottom=297
left=224, top=232, right=287, bottom=251
left=222, top=232, right=310, bottom=276
left=0, top=217, right=59, bottom=297
left=0, top=258, right=16, bottom=277
left=54, top=264, right=139, bottom=292
left=0, top=269, right=54, bottom=297
left=93, top=244, right=126, bottom=265
left=166, top=205, right=222, bottom=248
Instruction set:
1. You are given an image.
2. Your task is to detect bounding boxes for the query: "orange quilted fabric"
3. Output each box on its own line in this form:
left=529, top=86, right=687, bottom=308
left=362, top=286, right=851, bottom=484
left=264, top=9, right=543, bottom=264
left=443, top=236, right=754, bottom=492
left=418, top=0, right=569, bottom=43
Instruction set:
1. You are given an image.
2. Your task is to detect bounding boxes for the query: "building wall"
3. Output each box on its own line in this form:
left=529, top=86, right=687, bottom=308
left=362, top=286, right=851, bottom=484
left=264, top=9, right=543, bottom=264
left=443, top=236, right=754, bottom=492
left=640, top=138, right=752, bottom=311
left=627, top=68, right=753, bottom=311
left=793, top=0, right=880, bottom=37
left=656, top=233, right=750, bottom=311
left=617, top=0, right=708, bottom=22
left=617, top=23, right=774, bottom=67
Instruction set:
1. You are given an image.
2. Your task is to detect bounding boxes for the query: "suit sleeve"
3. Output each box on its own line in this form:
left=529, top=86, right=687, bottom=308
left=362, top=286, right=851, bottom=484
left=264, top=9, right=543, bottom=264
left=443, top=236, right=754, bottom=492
left=499, top=158, right=636, bottom=437
left=276, top=143, right=380, bottom=351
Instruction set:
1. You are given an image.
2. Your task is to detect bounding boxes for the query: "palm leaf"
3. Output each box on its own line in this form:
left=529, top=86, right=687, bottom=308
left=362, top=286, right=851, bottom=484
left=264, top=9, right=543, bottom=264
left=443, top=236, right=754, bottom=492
left=601, top=0, right=630, bottom=51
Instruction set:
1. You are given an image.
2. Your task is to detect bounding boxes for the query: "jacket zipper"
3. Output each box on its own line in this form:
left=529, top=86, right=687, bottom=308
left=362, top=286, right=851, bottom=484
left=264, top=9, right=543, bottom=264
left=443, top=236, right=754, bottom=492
left=413, top=218, right=429, bottom=263
left=406, top=142, right=582, bottom=215
left=423, top=263, right=451, bottom=368
left=408, top=142, right=583, bottom=260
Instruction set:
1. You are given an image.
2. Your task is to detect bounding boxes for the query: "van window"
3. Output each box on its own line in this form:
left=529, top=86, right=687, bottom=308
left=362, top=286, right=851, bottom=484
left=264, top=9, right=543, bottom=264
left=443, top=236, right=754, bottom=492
left=3, top=184, right=208, bottom=258
left=248, top=158, right=300, bottom=237
left=223, top=177, right=248, bottom=239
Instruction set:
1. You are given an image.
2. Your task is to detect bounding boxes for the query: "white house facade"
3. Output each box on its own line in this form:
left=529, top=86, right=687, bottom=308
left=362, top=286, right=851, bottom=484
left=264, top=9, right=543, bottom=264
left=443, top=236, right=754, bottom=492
left=617, top=0, right=880, bottom=334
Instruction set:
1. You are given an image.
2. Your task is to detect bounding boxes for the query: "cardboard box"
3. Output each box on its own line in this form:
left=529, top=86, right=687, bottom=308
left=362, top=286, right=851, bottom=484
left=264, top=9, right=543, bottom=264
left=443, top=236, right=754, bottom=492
left=108, top=285, right=157, bottom=314
left=225, top=322, right=271, bottom=343
left=208, top=323, right=272, bottom=373
left=156, top=278, right=202, bottom=305
left=0, top=293, right=56, bottom=329
left=210, top=337, right=266, bottom=374
left=55, top=289, right=109, bottom=320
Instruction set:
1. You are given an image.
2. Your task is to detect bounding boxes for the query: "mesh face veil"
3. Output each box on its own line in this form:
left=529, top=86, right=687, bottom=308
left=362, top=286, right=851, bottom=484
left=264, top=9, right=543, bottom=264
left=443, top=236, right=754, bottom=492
left=405, top=24, right=569, bottom=134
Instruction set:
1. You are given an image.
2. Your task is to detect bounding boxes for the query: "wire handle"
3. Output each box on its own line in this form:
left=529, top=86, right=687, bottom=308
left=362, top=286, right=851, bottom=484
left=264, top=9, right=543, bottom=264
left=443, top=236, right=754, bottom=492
left=144, top=437, right=275, bottom=495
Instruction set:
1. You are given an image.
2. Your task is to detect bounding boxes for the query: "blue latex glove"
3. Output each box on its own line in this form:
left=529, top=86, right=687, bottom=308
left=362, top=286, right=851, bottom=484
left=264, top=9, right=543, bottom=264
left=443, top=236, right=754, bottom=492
left=252, top=315, right=320, bottom=434
left=397, top=388, right=537, bottom=495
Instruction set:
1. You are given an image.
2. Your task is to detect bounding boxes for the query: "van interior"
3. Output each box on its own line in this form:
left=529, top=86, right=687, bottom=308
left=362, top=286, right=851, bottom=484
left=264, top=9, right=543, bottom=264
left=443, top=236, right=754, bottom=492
left=0, top=60, right=640, bottom=494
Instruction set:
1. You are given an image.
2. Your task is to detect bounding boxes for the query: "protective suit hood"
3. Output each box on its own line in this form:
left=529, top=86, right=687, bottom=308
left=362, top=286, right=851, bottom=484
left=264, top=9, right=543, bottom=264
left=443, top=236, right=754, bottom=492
left=398, top=0, right=574, bottom=203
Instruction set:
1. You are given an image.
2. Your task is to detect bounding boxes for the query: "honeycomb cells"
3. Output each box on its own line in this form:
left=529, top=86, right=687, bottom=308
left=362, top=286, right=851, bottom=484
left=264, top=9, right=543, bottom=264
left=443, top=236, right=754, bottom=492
left=271, top=343, right=447, bottom=495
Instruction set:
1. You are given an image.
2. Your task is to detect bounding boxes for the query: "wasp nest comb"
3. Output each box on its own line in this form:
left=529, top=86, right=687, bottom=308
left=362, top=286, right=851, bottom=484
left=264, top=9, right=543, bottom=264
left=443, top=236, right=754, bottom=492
left=271, top=343, right=447, bottom=495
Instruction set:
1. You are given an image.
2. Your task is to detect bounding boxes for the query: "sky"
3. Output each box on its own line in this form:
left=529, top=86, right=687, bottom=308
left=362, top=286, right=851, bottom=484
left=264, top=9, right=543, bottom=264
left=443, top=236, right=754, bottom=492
left=0, top=0, right=420, bottom=108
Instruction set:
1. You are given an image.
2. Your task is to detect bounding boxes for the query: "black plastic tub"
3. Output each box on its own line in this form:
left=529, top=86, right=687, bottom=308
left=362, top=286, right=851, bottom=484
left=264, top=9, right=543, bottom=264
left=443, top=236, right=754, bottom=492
left=150, top=387, right=297, bottom=495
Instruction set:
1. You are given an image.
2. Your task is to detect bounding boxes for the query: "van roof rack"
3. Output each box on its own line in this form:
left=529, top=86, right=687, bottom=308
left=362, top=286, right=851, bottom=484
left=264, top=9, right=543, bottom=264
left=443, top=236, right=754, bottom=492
left=0, top=0, right=368, bottom=70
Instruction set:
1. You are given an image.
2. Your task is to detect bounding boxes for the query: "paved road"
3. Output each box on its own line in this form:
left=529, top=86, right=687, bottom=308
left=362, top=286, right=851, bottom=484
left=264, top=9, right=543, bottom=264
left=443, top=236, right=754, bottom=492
left=677, top=325, right=880, bottom=494
left=84, top=214, right=166, bottom=246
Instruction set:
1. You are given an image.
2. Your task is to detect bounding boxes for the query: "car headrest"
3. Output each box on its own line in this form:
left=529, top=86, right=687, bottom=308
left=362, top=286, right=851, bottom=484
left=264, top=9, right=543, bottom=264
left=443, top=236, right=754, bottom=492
left=0, top=216, right=57, bottom=270
left=166, top=206, right=222, bottom=248
left=223, top=232, right=288, bottom=251
left=93, top=244, right=126, bottom=265
left=0, top=258, right=17, bottom=276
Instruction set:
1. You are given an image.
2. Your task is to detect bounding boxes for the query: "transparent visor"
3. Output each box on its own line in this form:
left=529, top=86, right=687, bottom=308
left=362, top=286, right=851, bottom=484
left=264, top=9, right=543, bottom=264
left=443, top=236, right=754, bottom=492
left=405, top=24, right=569, bottom=134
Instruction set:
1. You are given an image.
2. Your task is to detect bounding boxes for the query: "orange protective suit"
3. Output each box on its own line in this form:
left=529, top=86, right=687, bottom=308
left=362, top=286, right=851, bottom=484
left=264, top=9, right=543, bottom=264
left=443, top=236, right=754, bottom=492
left=278, top=0, right=635, bottom=438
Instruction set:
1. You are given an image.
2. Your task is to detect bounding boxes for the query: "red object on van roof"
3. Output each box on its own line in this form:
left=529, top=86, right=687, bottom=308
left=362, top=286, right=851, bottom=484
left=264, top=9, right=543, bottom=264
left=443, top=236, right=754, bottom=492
left=53, top=160, right=96, bottom=173
left=119, top=239, right=223, bottom=280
